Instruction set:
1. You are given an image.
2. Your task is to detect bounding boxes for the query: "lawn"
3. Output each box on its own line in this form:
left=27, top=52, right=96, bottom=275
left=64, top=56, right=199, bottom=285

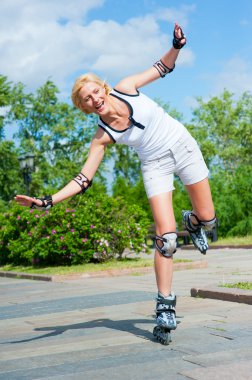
left=0, top=257, right=192, bottom=276
left=220, top=282, right=252, bottom=290
left=211, top=235, right=252, bottom=246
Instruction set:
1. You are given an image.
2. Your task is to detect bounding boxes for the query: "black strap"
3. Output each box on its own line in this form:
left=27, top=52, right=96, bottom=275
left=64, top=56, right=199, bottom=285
left=73, top=172, right=92, bottom=194
left=153, top=60, right=175, bottom=78
left=31, top=195, right=53, bottom=210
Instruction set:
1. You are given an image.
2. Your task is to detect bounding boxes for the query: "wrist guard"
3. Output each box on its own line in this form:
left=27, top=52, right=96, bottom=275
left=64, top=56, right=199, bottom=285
left=173, top=26, right=186, bottom=49
left=31, top=195, right=53, bottom=210
left=73, top=172, right=92, bottom=194
left=153, top=60, right=175, bottom=78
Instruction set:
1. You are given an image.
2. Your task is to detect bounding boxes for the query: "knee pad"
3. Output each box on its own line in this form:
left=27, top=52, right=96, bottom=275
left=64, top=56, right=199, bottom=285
left=155, top=232, right=177, bottom=258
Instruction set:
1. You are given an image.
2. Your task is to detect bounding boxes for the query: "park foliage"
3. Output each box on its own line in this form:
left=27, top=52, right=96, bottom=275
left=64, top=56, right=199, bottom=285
left=0, top=185, right=150, bottom=265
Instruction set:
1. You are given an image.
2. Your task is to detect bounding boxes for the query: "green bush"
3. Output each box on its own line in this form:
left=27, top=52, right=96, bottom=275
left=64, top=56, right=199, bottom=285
left=0, top=192, right=151, bottom=266
left=211, top=166, right=252, bottom=237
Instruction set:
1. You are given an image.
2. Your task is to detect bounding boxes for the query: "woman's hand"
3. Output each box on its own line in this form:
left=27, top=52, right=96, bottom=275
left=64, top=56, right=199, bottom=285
left=15, top=195, right=40, bottom=208
left=173, top=23, right=186, bottom=49
left=14, top=195, right=53, bottom=210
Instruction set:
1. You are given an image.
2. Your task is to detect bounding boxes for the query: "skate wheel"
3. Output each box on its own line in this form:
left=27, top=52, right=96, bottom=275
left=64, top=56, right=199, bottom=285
left=162, top=330, right=172, bottom=345
left=153, top=326, right=159, bottom=338
left=153, top=326, right=171, bottom=345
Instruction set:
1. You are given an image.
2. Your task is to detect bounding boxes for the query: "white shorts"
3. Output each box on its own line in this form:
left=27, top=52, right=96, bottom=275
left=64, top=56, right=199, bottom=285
left=141, top=129, right=209, bottom=199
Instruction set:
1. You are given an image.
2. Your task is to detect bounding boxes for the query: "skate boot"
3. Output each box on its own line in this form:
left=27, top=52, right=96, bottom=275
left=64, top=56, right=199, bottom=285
left=182, top=210, right=208, bottom=254
left=153, top=292, right=177, bottom=345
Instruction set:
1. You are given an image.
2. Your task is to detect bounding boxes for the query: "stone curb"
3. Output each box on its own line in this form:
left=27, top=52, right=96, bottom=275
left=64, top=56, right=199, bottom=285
left=191, top=286, right=252, bottom=305
left=0, top=260, right=207, bottom=282
left=0, top=271, right=52, bottom=281
left=182, top=244, right=252, bottom=250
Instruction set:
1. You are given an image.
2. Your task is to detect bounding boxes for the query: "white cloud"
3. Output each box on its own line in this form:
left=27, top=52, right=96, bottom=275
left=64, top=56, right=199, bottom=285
left=89, top=16, right=168, bottom=77
left=176, top=48, right=195, bottom=67
left=213, top=57, right=252, bottom=95
left=0, top=0, right=195, bottom=92
left=154, top=4, right=196, bottom=27
left=184, top=96, right=199, bottom=110
left=0, top=0, right=105, bottom=88
left=0, top=0, right=104, bottom=25
left=240, top=19, right=250, bottom=27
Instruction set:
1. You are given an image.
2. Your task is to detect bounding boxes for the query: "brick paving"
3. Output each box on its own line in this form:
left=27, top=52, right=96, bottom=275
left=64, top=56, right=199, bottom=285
left=0, top=248, right=251, bottom=379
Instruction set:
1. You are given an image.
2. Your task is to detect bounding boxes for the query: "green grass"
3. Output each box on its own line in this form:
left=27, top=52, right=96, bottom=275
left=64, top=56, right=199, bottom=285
left=0, top=258, right=153, bottom=275
left=219, top=282, right=252, bottom=290
left=0, top=257, right=192, bottom=276
left=211, top=235, right=252, bottom=246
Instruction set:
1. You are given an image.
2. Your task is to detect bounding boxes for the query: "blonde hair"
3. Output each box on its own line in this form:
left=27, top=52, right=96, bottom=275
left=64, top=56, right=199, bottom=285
left=71, top=72, right=112, bottom=114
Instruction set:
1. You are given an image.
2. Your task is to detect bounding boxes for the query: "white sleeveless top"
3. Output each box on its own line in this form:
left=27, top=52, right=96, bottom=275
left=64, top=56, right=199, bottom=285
left=98, top=89, right=186, bottom=162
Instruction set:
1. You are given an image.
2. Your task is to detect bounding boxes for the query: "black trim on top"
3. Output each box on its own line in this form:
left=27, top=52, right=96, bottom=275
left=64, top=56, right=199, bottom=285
left=98, top=125, right=116, bottom=143
left=113, top=88, right=140, bottom=97
left=100, top=93, right=145, bottom=132
left=110, top=93, right=134, bottom=124
left=100, top=118, right=130, bottom=133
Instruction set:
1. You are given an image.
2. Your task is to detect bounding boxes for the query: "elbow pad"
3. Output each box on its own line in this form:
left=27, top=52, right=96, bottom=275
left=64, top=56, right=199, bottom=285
left=73, top=173, right=92, bottom=194
left=153, top=60, right=175, bottom=78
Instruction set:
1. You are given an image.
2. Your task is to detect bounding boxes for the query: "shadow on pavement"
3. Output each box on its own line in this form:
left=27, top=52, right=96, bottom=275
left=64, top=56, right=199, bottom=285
left=4, top=318, right=155, bottom=344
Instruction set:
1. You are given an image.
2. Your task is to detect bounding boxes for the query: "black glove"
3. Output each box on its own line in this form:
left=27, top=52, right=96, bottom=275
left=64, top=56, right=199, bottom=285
left=31, top=195, right=53, bottom=210
left=173, top=26, right=186, bottom=49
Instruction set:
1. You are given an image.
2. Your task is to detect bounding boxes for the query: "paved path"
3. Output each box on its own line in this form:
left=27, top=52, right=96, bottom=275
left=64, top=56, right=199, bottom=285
left=0, top=248, right=251, bottom=379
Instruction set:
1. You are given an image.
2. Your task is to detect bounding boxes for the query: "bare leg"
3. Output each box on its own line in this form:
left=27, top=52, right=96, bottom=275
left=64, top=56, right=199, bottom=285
left=183, top=178, right=216, bottom=253
left=149, top=191, right=176, bottom=297
left=185, top=178, right=215, bottom=221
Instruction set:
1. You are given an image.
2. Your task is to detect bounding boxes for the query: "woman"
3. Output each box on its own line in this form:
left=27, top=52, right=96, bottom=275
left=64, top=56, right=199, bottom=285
left=15, top=23, right=216, bottom=335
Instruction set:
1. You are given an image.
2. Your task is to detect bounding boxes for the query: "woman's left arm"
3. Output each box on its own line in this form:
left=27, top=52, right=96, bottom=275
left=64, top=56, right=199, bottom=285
left=115, top=23, right=186, bottom=93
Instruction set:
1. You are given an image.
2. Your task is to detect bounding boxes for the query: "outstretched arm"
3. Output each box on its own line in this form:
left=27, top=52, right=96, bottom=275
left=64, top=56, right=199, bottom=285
left=115, top=23, right=186, bottom=94
left=15, top=128, right=112, bottom=209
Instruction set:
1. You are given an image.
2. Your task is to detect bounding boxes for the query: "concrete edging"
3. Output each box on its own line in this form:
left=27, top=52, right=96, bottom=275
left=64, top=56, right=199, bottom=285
left=191, top=286, right=252, bottom=305
left=0, top=271, right=52, bottom=281
left=0, top=260, right=207, bottom=282
left=182, top=244, right=252, bottom=250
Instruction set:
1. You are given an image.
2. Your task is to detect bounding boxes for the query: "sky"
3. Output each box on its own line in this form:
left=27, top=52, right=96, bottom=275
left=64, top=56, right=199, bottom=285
left=1, top=0, right=252, bottom=140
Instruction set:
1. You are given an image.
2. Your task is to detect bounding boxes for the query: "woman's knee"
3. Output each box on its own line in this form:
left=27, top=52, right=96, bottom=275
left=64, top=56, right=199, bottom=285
left=193, top=208, right=215, bottom=222
left=191, top=211, right=217, bottom=230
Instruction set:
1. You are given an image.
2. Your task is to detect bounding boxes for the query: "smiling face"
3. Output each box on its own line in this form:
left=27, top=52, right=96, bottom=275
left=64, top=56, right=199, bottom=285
left=78, top=81, right=109, bottom=115
left=71, top=73, right=112, bottom=115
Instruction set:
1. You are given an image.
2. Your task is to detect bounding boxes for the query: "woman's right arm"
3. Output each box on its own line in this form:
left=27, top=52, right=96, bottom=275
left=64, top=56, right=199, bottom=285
left=115, top=23, right=186, bottom=94
left=15, top=128, right=112, bottom=209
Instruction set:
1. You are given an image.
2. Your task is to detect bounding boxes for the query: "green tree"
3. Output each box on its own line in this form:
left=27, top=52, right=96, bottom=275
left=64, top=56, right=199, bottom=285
left=0, top=75, right=12, bottom=140
left=187, top=90, right=252, bottom=171
left=2, top=79, right=110, bottom=196
left=187, top=90, right=252, bottom=236
left=110, top=145, right=140, bottom=185
left=0, top=141, right=22, bottom=202
left=0, top=76, right=24, bottom=202
left=210, top=165, right=252, bottom=236
left=112, top=177, right=152, bottom=219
